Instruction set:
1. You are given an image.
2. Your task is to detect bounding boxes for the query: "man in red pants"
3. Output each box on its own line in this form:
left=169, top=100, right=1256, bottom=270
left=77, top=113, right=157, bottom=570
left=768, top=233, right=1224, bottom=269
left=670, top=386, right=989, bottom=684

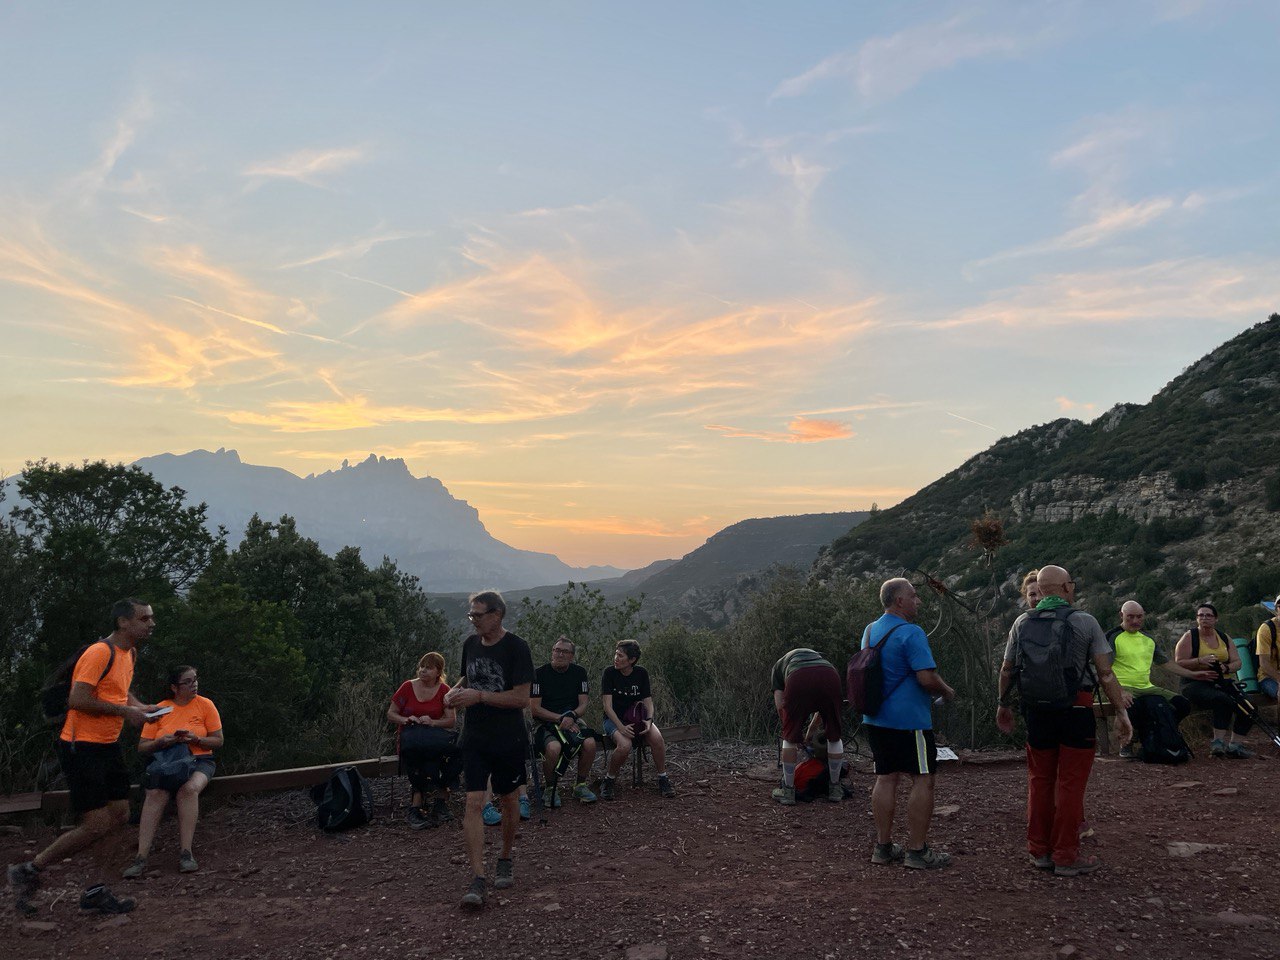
left=995, top=565, right=1131, bottom=877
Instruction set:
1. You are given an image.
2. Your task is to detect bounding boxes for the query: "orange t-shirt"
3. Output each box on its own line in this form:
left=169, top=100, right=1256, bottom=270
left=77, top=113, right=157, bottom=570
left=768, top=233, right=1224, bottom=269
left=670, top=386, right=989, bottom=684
left=141, top=696, right=223, bottom=756
left=60, top=641, right=136, bottom=744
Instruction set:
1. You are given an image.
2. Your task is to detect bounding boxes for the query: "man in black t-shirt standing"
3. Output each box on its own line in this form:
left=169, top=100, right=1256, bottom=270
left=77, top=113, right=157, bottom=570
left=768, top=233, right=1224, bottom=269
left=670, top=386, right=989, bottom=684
left=530, top=635, right=598, bottom=805
left=600, top=639, right=675, bottom=800
left=444, top=590, right=534, bottom=910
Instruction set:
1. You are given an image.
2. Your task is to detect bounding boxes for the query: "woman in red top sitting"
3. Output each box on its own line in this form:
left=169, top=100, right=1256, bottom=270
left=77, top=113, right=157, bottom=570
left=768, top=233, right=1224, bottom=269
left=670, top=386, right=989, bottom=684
left=388, top=651, right=458, bottom=828
left=123, top=665, right=223, bottom=878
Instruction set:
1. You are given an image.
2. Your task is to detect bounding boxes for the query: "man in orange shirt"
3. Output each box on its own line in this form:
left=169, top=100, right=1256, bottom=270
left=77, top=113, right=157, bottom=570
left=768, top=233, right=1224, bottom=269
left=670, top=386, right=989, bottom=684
left=8, top=598, right=159, bottom=915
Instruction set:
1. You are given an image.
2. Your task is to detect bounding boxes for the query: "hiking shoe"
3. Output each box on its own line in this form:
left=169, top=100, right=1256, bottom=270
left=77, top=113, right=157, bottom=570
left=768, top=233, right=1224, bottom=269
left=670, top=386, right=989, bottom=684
left=9, top=861, right=40, bottom=913
left=122, top=856, right=148, bottom=879
left=1055, top=856, right=1101, bottom=878
left=518, top=796, right=531, bottom=820
left=1225, top=742, right=1253, bottom=759
left=1209, top=738, right=1226, bottom=757
left=482, top=802, right=502, bottom=826
left=1118, top=742, right=1137, bottom=760
left=599, top=777, right=615, bottom=801
left=827, top=781, right=844, bottom=803
left=407, top=806, right=430, bottom=830
left=460, top=875, right=486, bottom=910
left=658, top=775, right=676, bottom=798
left=771, top=785, right=796, bottom=806
left=494, top=858, right=515, bottom=890
left=179, top=850, right=198, bottom=873
left=433, top=797, right=453, bottom=823
left=80, top=884, right=135, bottom=914
left=574, top=782, right=597, bottom=803
left=904, top=845, right=952, bottom=870
left=9, top=861, right=40, bottom=901
left=548, top=787, right=562, bottom=809
left=1030, top=854, right=1054, bottom=871
left=871, top=842, right=906, bottom=865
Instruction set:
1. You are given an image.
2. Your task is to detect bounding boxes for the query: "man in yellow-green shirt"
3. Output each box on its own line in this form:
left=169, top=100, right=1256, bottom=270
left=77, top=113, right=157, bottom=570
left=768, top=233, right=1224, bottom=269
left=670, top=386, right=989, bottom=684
left=1106, top=601, right=1197, bottom=758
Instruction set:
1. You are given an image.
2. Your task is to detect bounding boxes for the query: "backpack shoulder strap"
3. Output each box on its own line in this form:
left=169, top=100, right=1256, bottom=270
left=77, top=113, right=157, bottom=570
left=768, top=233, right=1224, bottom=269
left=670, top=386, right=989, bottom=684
left=99, top=640, right=117, bottom=683
left=1190, top=627, right=1200, bottom=659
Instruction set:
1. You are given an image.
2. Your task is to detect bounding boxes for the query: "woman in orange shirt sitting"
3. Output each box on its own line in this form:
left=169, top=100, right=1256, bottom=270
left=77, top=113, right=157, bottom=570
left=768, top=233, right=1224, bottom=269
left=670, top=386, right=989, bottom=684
left=122, top=665, right=224, bottom=877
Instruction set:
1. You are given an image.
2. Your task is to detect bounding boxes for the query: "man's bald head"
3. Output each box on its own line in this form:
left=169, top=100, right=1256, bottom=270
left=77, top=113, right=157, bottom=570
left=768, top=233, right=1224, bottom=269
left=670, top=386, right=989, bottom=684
left=1036, top=565, right=1074, bottom=601
left=1120, top=600, right=1145, bottom=633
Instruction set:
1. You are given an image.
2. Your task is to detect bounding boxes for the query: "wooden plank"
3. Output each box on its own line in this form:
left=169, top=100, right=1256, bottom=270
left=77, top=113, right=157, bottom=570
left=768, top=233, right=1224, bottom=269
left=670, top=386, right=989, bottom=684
left=664, top=724, right=702, bottom=743
left=0, top=792, right=43, bottom=816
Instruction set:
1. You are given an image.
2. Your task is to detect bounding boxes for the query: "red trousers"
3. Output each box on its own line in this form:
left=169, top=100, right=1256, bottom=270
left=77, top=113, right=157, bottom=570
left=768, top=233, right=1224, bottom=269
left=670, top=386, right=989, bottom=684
left=1023, top=699, right=1096, bottom=867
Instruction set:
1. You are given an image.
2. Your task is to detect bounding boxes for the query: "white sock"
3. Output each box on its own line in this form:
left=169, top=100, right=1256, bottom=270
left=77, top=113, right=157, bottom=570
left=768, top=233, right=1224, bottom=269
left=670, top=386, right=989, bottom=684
left=782, top=762, right=796, bottom=787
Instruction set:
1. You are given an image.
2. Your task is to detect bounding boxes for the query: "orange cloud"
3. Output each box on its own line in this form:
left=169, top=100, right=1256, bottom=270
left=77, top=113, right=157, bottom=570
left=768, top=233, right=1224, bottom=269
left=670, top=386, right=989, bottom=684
left=705, top=416, right=854, bottom=444
left=1055, top=396, right=1096, bottom=414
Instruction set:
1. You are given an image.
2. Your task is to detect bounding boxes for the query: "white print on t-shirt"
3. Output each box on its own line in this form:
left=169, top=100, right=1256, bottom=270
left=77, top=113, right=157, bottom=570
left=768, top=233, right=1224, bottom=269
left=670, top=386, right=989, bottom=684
left=469, top=657, right=506, bottom=693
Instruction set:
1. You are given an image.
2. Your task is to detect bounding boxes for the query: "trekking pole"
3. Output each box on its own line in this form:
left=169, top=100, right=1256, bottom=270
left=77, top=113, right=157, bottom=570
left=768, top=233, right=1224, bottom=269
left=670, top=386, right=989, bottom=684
left=1211, top=662, right=1280, bottom=749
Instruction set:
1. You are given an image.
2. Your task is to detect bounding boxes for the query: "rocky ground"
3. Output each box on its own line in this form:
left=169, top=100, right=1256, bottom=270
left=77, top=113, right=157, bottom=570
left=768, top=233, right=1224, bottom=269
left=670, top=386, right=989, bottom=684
left=3, top=736, right=1278, bottom=960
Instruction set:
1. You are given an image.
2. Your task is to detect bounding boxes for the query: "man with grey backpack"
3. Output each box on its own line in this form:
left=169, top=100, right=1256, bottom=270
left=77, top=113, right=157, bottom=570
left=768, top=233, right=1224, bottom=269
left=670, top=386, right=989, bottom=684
left=996, top=566, right=1132, bottom=878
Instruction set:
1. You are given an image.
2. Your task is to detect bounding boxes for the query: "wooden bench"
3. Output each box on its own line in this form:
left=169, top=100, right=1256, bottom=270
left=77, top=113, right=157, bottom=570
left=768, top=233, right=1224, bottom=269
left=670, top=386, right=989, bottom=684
left=1092, top=695, right=1278, bottom=755
left=2, top=755, right=403, bottom=816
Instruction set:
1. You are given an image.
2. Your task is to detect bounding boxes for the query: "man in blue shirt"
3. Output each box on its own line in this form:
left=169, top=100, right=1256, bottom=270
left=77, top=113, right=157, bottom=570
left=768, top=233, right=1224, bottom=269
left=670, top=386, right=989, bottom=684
left=861, top=578, right=956, bottom=870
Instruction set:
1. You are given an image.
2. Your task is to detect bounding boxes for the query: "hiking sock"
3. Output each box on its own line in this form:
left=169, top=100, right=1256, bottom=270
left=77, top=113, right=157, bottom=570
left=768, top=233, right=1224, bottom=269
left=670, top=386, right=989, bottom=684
left=827, top=754, right=843, bottom=785
left=781, top=762, right=796, bottom=787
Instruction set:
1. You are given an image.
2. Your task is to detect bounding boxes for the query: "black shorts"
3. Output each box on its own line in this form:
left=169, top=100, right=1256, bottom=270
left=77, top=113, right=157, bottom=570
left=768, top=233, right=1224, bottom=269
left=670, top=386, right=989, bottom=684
left=533, top=722, right=597, bottom=756
left=461, top=743, right=527, bottom=795
left=58, top=740, right=131, bottom=813
left=867, top=726, right=937, bottom=776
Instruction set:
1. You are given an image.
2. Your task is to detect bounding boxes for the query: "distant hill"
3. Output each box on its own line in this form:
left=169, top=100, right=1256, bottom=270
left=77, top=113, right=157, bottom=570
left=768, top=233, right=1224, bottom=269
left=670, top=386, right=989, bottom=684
left=133, top=449, right=624, bottom=593
left=817, top=313, right=1280, bottom=641
left=510, top=511, right=871, bottom=627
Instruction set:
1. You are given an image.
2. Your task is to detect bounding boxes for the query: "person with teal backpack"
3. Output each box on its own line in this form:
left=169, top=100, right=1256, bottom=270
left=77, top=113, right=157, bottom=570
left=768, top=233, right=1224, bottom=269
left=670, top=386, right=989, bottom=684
left=1256, top=595, right=1280, bottom=702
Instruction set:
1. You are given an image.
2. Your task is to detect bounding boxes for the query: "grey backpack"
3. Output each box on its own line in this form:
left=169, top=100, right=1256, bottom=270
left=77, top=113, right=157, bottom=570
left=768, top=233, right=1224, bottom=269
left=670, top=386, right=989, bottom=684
left=1013, top=608, right=1095, bottom=709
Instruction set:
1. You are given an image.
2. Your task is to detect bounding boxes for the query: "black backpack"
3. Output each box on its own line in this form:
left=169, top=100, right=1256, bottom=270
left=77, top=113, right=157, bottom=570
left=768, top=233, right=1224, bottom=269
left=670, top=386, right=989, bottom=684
left=1135, top=695, right=1192, bottom=765
left=39, top=640, right=119, bottom=725
left=1012, top=608, right=1095, bottom=710
left=310, top=766, right=374, bottom=832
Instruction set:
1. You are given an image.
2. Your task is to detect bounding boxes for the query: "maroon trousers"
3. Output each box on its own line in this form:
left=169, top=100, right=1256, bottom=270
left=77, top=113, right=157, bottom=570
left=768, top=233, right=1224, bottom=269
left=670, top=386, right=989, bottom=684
left=1023, top=693, right=1096, bottom=867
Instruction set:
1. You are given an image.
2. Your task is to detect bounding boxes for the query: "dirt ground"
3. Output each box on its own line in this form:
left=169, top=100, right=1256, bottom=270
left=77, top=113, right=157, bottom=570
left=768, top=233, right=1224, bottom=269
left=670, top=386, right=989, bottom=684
left=3, top=735, right=1278, bottom=960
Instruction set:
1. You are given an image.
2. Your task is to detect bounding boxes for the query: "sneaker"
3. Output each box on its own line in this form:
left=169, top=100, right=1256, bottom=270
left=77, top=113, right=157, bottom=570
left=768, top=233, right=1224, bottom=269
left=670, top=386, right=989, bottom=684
left=1054, top=856, right=1101, bottom=878
left=8, top=861, right=40, bottom=912
left=482, top=802, right=502, bottom=826
left=1030, top=854, right=1054, bottom=871
left=518, top=796, right=531, bottom=820
left=80, top=884, right=136, bottom=914
left=771, top=785, right=796, bottom=806
left=574, top=782, right=597, bottom=803
left=871, top=842, right=906, bottom=865
left=122, top=856, right=147, bottom=879
left=179, top=850, right=198, bottom=874
left=658, top=775, right=676, bottom=798
left=433, top=797, right=453, bottom=823
left=1118, top=742, right=1137, bottom=760
left=1210, top=738, right=1226, bottom=757
left=494, top=858, right=515, bottom=890
left=1225, top=742, right=1253, bottom=759
left=904, top=845, right=952, bottom=870
left=599, top=777, right=615, bottom=801
left=460, top=875, right=486, bottom=910
left=827, top=781, right=844, bottom=803
left=407, top=807, right=430, bottom=830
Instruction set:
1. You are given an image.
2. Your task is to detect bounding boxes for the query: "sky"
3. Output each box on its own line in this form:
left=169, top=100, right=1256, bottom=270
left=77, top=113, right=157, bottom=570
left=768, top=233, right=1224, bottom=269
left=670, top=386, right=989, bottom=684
left=2, top=2, right=1278, bottom=569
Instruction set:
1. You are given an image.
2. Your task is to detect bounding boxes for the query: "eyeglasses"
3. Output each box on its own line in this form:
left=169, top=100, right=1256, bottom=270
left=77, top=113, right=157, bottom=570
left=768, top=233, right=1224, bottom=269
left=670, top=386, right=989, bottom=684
left=177, top=677, right=198, bottom=686
left=466, top=609, right=494, bottom=621
left=551, top=648, right=573, bottom=656
left=1196, top=613, right=1216, bottom=619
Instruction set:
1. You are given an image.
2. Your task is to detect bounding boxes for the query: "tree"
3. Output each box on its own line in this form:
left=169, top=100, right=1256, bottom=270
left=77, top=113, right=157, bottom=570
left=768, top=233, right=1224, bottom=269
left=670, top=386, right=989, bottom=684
left=12, top=460, right=221, bottom=662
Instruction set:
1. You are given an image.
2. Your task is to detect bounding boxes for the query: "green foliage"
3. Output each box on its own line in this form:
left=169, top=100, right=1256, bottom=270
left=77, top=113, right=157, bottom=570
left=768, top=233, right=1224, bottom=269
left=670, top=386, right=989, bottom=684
left=1266, top=473, right=1280, bottom=512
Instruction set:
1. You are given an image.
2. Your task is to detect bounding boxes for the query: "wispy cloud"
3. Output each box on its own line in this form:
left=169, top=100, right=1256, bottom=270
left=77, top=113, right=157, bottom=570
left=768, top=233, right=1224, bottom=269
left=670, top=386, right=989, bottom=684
left=278, top=228, right=426, bottom=269
left=244, top=146, right=368, bottom=186
left=705, top=416, right=855, bottom=444
left=1055, top=397, right=1096, bottom=414
left=770, top=11, right=1056, bottom=104
left=940, top=257, right=1280, bottom=329
left=68, top=91, right=155, bottom=202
